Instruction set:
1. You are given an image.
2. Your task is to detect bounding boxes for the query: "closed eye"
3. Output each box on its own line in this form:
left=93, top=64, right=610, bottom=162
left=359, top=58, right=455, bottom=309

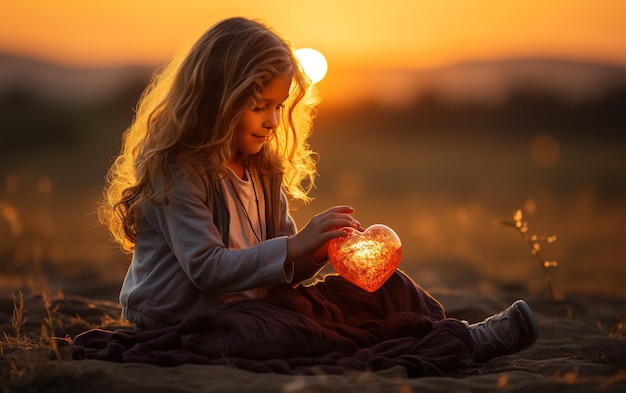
left=253, top=102, right=285, bottom=112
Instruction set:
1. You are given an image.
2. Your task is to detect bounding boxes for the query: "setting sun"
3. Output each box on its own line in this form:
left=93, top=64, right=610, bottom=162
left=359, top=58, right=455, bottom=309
left=295, top=48, right=328, bottom=84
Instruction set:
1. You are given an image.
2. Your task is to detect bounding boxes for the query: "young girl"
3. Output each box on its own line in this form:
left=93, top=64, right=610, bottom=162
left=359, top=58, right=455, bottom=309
left=96, top=17, right=537, bottom=375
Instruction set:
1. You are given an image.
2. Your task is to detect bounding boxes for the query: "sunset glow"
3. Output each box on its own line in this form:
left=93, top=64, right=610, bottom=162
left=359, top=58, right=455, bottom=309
left=2, top=1, right=626, bottom=69
left=2, top=1, right=626, bottom=109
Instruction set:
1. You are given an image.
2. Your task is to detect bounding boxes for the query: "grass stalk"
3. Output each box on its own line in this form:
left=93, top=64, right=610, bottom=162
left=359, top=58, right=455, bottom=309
left=11, top=291, right=26, bottom=340
left=502, top=209, right=559, bottom=300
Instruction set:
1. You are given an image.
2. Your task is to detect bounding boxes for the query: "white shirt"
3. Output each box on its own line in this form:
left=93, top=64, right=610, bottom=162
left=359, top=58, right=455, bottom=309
left=218, top=166, right=270, bottom=302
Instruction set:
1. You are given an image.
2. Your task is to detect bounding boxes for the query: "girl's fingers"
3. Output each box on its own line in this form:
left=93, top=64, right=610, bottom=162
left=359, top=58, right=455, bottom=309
left=318, top=218, right=359, bottom=232
left=333, top=227, right=354, bottom=236
left=325, top=206, right=355, bottom=214
left=321, top=229, right=351, bottom=242
left=316, top=208, right=360, bottom=228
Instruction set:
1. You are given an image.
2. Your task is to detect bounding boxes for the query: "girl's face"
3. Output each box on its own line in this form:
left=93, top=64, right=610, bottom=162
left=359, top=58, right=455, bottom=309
left=232, top=74, right=292, bottom=157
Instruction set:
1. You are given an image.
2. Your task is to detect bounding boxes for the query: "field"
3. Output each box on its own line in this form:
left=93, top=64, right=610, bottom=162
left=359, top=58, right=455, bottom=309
left=1, top=57, right=625, bottom=391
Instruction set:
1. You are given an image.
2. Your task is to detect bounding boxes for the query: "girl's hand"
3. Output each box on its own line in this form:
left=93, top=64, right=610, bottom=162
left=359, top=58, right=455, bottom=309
left=286, top=206, right=361, bottom=262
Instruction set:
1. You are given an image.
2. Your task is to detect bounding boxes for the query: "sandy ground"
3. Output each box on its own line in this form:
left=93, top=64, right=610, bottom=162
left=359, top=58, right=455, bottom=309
left=1, top=287, right=624, bottom=393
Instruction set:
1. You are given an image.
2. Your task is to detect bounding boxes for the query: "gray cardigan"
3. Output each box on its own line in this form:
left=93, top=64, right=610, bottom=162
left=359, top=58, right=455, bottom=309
left=119, top=163, right=296, bottom=330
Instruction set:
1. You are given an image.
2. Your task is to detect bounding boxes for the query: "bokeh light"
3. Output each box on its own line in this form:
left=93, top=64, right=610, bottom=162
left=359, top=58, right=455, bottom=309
left=529, top=133, right=560, bottom=167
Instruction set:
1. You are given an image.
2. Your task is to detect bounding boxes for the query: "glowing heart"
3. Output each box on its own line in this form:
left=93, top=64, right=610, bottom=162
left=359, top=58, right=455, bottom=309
left=328, top=224, right=402, bottom=292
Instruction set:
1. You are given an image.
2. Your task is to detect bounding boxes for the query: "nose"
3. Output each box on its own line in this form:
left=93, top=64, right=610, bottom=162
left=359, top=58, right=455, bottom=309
left=263, top=111, right=280, bottom=130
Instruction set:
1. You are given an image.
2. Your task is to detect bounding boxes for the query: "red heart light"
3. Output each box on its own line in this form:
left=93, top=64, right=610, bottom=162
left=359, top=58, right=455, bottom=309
left=328, top=224, right=402, bottom=292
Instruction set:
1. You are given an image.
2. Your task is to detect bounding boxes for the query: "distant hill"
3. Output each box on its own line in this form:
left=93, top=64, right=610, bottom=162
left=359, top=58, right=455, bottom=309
left=321, top=57, right=626, bottom=107
left=2, top=53, right=626, bottom=107
left=0, top=53, right=153, bottom=104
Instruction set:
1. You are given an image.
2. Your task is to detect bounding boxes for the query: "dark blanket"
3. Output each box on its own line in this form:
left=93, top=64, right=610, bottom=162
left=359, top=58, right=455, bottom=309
left=71, top=302, right=475, bottom=377
left=71, top=273, right=477, bottom=377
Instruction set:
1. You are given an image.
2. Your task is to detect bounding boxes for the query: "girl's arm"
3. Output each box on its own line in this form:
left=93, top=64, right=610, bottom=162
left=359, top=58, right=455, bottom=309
left=143, top=165, right=292, bottom=294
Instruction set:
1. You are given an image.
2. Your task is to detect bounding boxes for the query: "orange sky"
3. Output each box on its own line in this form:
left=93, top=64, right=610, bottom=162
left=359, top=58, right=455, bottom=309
left=2, top=0, right=626, bottom=70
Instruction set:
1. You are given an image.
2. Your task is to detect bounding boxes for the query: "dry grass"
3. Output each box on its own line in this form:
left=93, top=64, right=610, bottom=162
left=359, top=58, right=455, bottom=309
left=611, top=312, right=626, bottom=340
left=501, top=209, right=559, bottom=300
left=0, top=289, right=130, bottom=392
left=2, top=292, right=26, bottom=348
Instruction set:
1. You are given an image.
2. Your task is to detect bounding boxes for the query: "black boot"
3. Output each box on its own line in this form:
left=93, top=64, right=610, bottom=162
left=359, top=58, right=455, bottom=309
left=467, top=300, right=538, bottom=363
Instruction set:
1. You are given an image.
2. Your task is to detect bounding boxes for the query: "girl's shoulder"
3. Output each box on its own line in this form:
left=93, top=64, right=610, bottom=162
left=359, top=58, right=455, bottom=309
left=168, top=159, right=222, bottom=183
left=149, top=159, right=223, bottom=202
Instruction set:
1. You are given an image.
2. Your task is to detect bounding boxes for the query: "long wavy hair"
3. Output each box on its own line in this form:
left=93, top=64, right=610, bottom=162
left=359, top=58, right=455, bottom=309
left=99, top=17, right=320, bottom=252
